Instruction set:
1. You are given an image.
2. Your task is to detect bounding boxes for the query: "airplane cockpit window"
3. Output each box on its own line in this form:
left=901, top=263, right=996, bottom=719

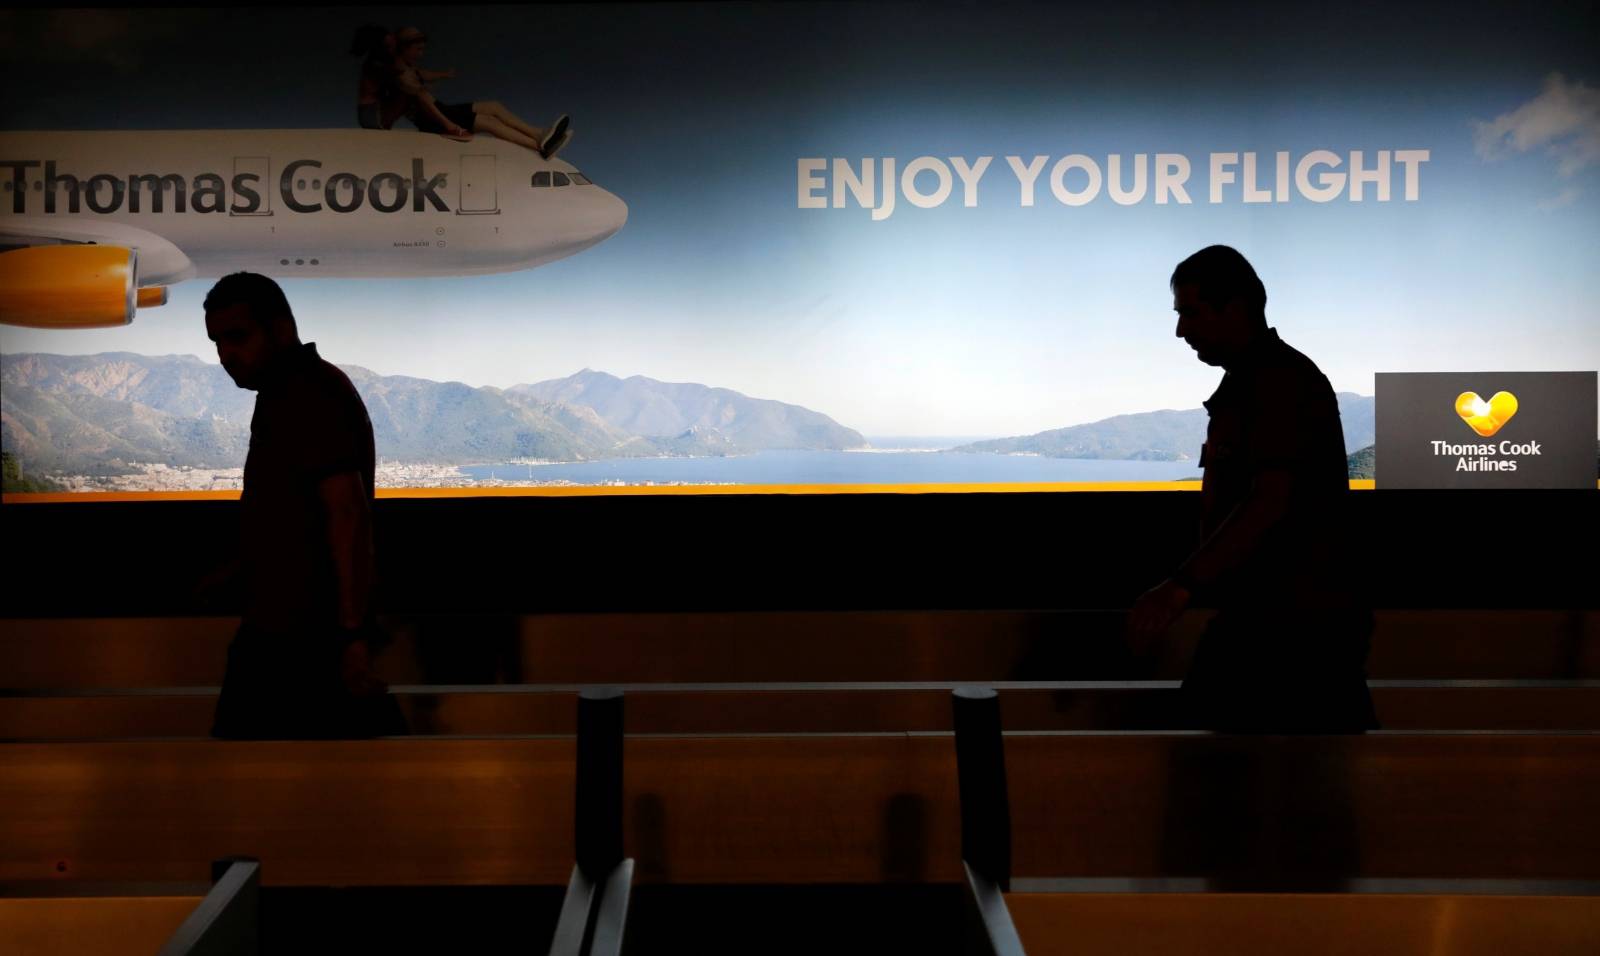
left=530, top=171, right=590, bottom=188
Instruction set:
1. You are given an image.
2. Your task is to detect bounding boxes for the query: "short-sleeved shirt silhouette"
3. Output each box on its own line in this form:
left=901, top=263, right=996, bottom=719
left=1197, top=327, right=1356, bottom=611
left=239, top=342, right=375, bottom=634
left=1187, top=327, right=1375, bottom=731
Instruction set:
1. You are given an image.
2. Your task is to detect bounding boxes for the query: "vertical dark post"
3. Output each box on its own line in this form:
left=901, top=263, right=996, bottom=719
left=953, top=686, right=1011, bottom=891
left=552, top=688, right=631, bottom=956
left=576, top=687, right=625, bottom=879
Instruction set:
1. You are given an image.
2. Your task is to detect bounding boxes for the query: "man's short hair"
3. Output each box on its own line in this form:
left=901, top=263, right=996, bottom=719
left=1170, top=245, right=1267, bottom=321
left=203, top=272, right=295, bottom=327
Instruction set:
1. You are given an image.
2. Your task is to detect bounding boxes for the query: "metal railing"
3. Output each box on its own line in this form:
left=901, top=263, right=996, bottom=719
left=157, top=857, right=260, bottom=956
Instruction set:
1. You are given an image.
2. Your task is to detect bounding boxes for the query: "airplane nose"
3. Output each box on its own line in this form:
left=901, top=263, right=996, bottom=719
left=593, top=187, right=628, bottom=240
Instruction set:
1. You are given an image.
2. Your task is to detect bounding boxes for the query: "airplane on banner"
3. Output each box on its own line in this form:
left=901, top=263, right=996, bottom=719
left=0, top=129, right=629, bottom=328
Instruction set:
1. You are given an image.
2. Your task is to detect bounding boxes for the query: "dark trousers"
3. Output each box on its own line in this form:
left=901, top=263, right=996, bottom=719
left=211, top=623, right=408, bottom=740
left=1180, top=608, right=1379, bottom=734
left=1164, top=609, right=1376, bottom=888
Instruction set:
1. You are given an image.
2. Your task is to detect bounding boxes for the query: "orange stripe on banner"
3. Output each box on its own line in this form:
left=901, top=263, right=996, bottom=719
left=0, top=480, right=1446, bottom=504
left=375, top=481, right=1211, bottom=497
left=5, top=483, right=1199, bottom=503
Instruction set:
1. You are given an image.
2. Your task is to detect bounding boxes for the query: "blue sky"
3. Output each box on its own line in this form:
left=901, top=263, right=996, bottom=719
left=2, top=2, right=1596, bottom=435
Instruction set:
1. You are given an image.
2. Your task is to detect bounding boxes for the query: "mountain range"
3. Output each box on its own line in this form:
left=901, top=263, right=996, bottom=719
left=950, top=394, right=1375, bottom=461
left=0, top=354, right=868, bottom=474
left=1, top=352, right=1386, bottom=477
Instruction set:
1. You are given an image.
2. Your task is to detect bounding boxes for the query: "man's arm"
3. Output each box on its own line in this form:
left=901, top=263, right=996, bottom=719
left=1175, top=468, right=1291, bottom=591
left=320, top=470, right=384, bottom=695
left=1126, top=469, right=1292, bottom=648
left=418, top=68, right=455, bottom=82
left=319, top=470, right=373, bottom=630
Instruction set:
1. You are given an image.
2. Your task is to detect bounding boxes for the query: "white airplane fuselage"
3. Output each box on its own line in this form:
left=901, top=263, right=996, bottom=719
left=0, top=129, right=627, bottom=288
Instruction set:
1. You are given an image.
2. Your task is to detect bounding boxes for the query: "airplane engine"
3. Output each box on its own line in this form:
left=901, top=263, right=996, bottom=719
left=0, top=245, right=139, bottom=329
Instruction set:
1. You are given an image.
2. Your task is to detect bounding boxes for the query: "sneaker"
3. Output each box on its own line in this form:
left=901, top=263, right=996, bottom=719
left=541, top=127, right=573, bottom=160
left=545, top=113, right=570, bottom=145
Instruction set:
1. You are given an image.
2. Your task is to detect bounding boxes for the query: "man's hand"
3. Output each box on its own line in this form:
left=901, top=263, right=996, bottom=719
left=1125, top=578, right=1192, bottom=657
left=340, top=637, right=387, bottom=697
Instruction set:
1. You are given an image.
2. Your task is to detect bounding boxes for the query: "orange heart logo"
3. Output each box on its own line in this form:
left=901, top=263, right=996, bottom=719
left=1455, top=390, right=1518, bottom=437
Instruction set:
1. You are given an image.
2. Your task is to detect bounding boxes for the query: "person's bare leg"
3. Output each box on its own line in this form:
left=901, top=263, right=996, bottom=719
left=472, top=114, right=542, bottom=151
left=472, top=101, right=545, bottom=142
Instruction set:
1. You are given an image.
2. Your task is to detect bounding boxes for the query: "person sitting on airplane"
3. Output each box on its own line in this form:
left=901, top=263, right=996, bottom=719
left=391, top=26, right=571, bottom=158
left=350, top=23, right=407, bottom=131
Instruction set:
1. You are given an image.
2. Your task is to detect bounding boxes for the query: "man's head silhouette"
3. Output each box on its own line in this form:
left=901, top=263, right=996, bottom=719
left=204, top=272, right=301, bottom=391
left=1170, top=245, right=1266, bottom=368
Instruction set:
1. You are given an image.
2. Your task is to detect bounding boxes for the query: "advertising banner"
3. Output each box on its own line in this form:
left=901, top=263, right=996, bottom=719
left=2, top=2, right=1596, bottom=495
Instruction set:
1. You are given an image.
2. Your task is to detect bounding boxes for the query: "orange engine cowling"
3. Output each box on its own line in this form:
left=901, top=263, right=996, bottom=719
left=0, top=245, right=139, bottom=329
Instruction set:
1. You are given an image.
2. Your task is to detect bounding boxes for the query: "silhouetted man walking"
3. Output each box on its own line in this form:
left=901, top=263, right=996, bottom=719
left=1129, top=246, right=1377, bottom=732
left=203, top=272, right=402, bottom=738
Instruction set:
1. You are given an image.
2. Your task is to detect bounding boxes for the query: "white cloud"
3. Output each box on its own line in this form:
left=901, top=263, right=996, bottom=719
left=1474, top=73, right=1600, bottom=178
left=1537, top=187, right=1580, bottom=211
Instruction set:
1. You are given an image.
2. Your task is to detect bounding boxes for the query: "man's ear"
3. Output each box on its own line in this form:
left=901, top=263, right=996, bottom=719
left=1221, top=297, right=1262, bottom=331
left=269, top=314, right=299, bottom=346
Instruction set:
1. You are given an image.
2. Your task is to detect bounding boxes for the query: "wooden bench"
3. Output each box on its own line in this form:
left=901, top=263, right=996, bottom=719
left=0, top=895, right=203, bottom=956
left=0, top=859, right=259, bottom=956
left=3, top=610, right=1596, bottom=689
left=1004, top=892, right=1600, bottom=956
left=4, top=606, right=1597, bottom=741
left=2, top=733, right=1595, bottom=887
left=946, top=690, right=1600, bottom=956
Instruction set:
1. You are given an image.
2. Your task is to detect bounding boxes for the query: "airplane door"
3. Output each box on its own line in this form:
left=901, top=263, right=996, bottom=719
left=459, top=155, right=498, bottom=214
left=231, top=156, right=272, bottom=216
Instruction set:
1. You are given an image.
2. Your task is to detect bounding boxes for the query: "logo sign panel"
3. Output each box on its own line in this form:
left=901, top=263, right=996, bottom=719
left=1375, top=372, right=1597, bottom=489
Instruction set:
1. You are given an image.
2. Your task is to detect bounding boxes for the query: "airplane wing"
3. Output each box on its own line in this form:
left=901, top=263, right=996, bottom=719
left=0, top=217, right=194, bottom=285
